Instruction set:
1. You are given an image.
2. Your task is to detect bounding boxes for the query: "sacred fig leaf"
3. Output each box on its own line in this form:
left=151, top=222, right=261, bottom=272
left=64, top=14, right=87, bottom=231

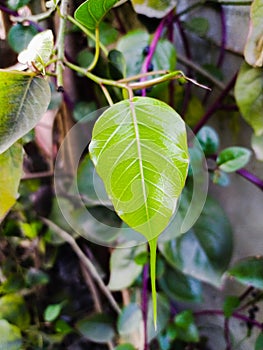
left=244, top=0, right=263, bottom=67
left=0, top=70, right=51, bottom=154
left=0, top=143, right=23, bottom=222
left=89, top=96, right=189, bottom=328
left=74, top=0, right=120, bottom=31
left=130, top=0, right=177, bottom=18
left=234, top=62, right=263, bottom=136
left=18, top=30, right=54, bottom=74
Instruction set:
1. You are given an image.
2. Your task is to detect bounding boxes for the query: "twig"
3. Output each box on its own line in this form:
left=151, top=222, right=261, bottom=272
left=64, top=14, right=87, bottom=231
left=236, top=169, right=263, bottom=192
left=224, top=318, right=232, bottom=350
left=41, top=218, right=121, bottom=315
left=193, top=73, right=237, bottom=134
left=80, top=262, right=102, bottom=312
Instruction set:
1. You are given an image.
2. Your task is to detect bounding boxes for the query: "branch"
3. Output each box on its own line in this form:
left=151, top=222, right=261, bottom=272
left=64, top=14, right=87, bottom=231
left=42, top=218, right=121, bottom=315
left=236, top=169, right=263, bottom=192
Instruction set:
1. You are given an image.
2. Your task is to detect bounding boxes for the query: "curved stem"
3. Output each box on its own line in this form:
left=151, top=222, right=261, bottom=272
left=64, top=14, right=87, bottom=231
left=236, top=169, right=263, bottom=191
left=87, top=26, right=100, bottom=71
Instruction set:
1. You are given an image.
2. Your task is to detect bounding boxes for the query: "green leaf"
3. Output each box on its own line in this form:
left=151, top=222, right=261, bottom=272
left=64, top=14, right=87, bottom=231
left=244, top=0, right=263, bottom=67
left=55, top=319, right=73, bottom=334
left=18, top=30, right=54, bottom=74
left=196, top=126, right=219, bottom=156
left=0, top=143, right=23, bottom=221
left=228, top=256, right=263, bottom=289
left=117, top=303, right=142, bottom=336
left=7, top=0, right=30, bottom=10
left=115, top=344, right=136, bottom=350
left=8, top=24, right=38, bottom=53
left=76, top=313, right=115, bottom=343
left=74, top=0, right=120, bottom=31
left=252, top=133, right=263, bottom=161
left=159, top=196, right=233, bottom=287
left=212, top=170, right=230, bottom=187
left=235, top=62, right=263, bottom=136
left=73, top=101, right=97, bottom=123
left=0, top=319, right=22, bottom=350
left=0, top=294, right=30, bottom=330
left=255, top=332, right=263, bottom=350
left=159, top=264, right=202, bottom=303
left=184, top=96, right=205, bottom=128
left=108, top=244, right=147, bottom=290
left=25, top=268, right=49, bottom=287
left=130, top=0, right=177, bottom=18
left=108, top=49, right=126, bottom=80
left=0, top=70, right=51, bottom=154
left=174, top=310, right=199, bottom=343
left=217, top=146, right=252, bottom=172
left=183, top=17, right=210, bottom=37
left=223, top=296, right=240, bottom=318
left=44, top=302, right=65, bottom=322
left=89, top=96, right=188, bottom=327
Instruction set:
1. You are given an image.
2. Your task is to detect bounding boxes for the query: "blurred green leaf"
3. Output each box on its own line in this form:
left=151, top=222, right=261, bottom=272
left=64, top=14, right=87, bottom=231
left=115, top=344, right=136, bottom=350
left=76, top=313, right=115, bottom=343
left=73, top=101, right=97, bottom=123
left=8, top=24, right=38, bottom=53
left=159, top=264, right=202, bottom=303
left=217, top=146, right=252, bottom=172
left=235, top=62, right=263, bottom=136
left=0, top=294, right=30, bottom=330
left=0, top=319, right=22, bottom=350
left=0, top=143, right=23, bottom=222
left=223, top=296, right=240, bottom=318
left=25, top=268, right=49, bottom=287
left=0, top=70, right=51, bottom=154
left=159, top=196, right=233, bottom=286
left=108, top=49, right=126, bottom=80
left=130, top=0, right=176, bottom=18
left=196, top=126, right=219, bottom=156
left=117, top=303, right=142, bottom=336
left=108, top=244, right=147, bottom=290
left=184, top=96, right=204, bottom=128
left=212, top=170, right=230, bottom=187
left=252, top=133, right=263, bottom=161
left=255, top=332, right=263, bottom=350
left=228, top=257, right=263, bottom=289
left=174, top=310, right=199, bottom=343
left=7, top=0, right=30, bottom=10
left=44, top=302, right=65, bottom=322
left=55, top=319, right=73, bottom=334
left=74, top=0, right=119, bottom=31
left=184, top=17, right=209, bottom=37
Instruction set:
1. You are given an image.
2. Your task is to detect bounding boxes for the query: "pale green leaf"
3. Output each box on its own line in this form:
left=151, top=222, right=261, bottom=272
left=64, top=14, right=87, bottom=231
left=18, top=30, right=54, bottom=73
left=0, top=319, right=22, bottom=350
left=0, top=70, right=51, bottom=154
left=130, top=0, right=177, bottom=18
left=108, top=244, right=146, bottom=291
left=217, top=146, right=252, bottom=172
left=74, top=0, right=120, bottom=31
left=44, top=302, right=64, bottom=322
left=117, top=303, right=142, bottom=336
left=244, top=0, right=263, bottom=67
left=228, top=256, right=263, bottom=289
left=90, top=97, right=189, bottom=327
left=76, top=313, right=115, bottom=343
left=0, top=143, right=23, bottom=221
left=234, top=62, right=263, bottom=136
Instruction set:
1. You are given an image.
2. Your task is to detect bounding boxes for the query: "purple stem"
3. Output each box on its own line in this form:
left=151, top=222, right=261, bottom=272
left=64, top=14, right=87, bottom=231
left=0, top=4, right=18, bottom=16
left=224, top=318, right=232, bottom=350
left=193, top=72, right=237, bottom=134
left=236, top=169, right=263, bottom=191
left=217, top=5, right=227, bottom=68
left=194, top=309, right=263, bottom=330
left=140, top=17, right=166, bottom=96
left=142, top=263, right=149, bottom=350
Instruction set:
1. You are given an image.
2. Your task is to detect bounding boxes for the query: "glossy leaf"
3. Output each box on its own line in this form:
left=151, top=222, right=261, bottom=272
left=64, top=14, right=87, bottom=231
left=0, top=319, right=22, bottom=350
left=76, top=313, right=115, bottom=343
left=0, top=143, right=23, bottom=221
left=244, top=0, right=263, bottom=67
left=228, top=257, right=263, bottom=289
left=252, top=133, right=263, bottom=161
left=18, top=30, right=54, bottom=74
left=217, top=146, right=252, bottom=172
left=0, top=294, right=30, bottom=330
left=196, top=126, right=219, bottom=156
left=89, top=97, right=189, bottom=327
left=108, top=244, right=146, bottom=290
left=130, top=0, right=176, bottom=18
left=159, top=196, right=233, bottom=286
left=74, top=0, right=120, bottom=31
left=159, top=264, right=202, bottom=303
left=7, top=24, right=38, bottom=53
left=235, top=62, right=263, bottom=136
left=117, top=303, right=142, bottom=336
left=0, top=70, right=51, bottom=154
